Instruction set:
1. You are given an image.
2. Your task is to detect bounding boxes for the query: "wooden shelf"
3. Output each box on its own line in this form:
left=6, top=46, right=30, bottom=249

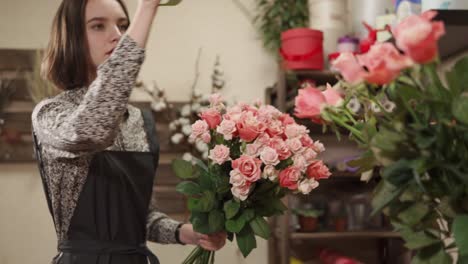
left=290, top=231, right=400, bottom=240
left=285, top=70, right=338, bottom=85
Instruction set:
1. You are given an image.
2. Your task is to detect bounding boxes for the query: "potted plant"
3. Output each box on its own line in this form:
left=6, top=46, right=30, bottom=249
left=293, top=208, right=324, bottom=232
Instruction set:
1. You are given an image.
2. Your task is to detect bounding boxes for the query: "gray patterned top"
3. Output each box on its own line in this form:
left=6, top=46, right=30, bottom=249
left=31, top=34, right=181, bottom=244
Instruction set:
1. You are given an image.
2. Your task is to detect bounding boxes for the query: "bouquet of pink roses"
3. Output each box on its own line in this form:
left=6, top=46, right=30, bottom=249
left=172, top=94, right=330, bottom=263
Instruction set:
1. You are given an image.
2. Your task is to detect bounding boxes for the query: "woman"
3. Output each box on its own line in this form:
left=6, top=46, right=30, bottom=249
left=32, top=0, right=226, bottom=263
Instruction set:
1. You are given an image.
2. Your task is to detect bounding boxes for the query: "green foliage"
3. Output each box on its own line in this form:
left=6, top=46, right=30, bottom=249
left=319, top=51, right=468, bottom=263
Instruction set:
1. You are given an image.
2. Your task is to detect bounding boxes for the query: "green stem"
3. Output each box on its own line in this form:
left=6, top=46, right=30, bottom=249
left=329, top=114, right=365, bottom=143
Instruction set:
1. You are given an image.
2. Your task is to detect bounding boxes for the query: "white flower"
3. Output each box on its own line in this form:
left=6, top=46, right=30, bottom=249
left=262, top=165, right=278, bottom=181
left=193, top=89, right=202, bottom=97
left=346, top=97, right=361, bottom=114
left=171, top=133, right=184, bottom=144
left=383, top=101, right=396, bottom=113
left=298, top=178, right=319, bottom=195
left=179, top=118, right=190, bottom=125
left=196, top=141, right=209, bottom=153
left=182, top=152, right=193, bottom=162
left=151, top=101, right=166, bottom=112
left=182, top=124, right=192, bottom=136
left=202, top=151, right=209, bottom=160
left=181, top=105, right=191, bottom=117
left=191, top=103, right=201, bottom=112
left=169, top=121, right=178, bottom=131
left=371, top=102, right=382, bottom=113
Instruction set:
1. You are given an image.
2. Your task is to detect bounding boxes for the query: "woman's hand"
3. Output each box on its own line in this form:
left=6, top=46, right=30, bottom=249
left=179, top=224, right=227, bottom=251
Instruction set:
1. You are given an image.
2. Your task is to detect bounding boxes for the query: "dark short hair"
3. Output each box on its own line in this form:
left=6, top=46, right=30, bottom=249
left=41, top=0, right=130, bottom=90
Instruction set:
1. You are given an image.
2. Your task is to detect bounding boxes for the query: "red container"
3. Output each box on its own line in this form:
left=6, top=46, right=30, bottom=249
left=280, top=28, right=324, bottom=70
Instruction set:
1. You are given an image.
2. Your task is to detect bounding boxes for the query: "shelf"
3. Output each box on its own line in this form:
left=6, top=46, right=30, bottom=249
left=290, top=231, right=400, bottom=240
left=285, top=70, right=338, bottom=85
left=3, top=101, right=34, bottom=114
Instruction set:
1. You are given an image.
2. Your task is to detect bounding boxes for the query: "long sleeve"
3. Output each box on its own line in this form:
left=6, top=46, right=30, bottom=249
left=32, top=34, right=145, bottom=156
left=146, top=210, right=182, bottom=244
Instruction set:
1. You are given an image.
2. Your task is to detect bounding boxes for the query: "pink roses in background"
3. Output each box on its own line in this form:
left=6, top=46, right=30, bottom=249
left=295, top=84, right=343, bottom=124
left=393, top=11, right=445, bottom=64
left=332, top=11, right=445, bottom=85
left=189, top=94, right=331, bottom=200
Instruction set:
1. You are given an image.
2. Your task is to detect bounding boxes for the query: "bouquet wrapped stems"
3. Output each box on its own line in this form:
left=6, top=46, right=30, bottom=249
left=183, top=247, right=214, bottom=264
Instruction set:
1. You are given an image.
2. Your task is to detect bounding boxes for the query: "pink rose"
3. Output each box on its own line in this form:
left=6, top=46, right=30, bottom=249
left=312, top=141, right=325, bottom=153
left=393, top=11, right=445, bottom=64
left=357, top=43, right=413, bottom=85
left=285, top=124, right=308, bottom=139
left=244, top=143, right=263, bottom=157
left=262, top=165, right=278, bottom=181
left=332, top=52, right=367, bottom=84
left=269, top=137, right=292, bottom=160
left=279, top=114, right=295, bottom=126
left=292, top=154, right=308, bottom=172
left=255, top=133, right=271, bottom=146
left=279, top=167, right=302, bottom=190
left=216, top=119, right=237, bottom=140
left=231, top=183, right=251, bottom=201
left=236, top=111, right=265, bottom=142
left=232, top=155, right=262, bottom=182
left=286, top=138, right=303, bottom=154
left=300, top=135, right=314, bottom=147
left=298, top=178, right=319, bottom=195
left=201, top=133, right=211, bottom=144
left=229, top=169, right=247, bottom=187
left=260, top=147, right=280, bottom=166
left=200, top=108, right=222, bottom=129
left=302, top=148, right=318, bottom=164
left=209, top=93, right=223, bottom=107
left=306, top=160, right=331, bottom=180
left=189, top=120, right=209, bottom=141
left=294, top=87, right=326, bottom=124
left=266, top=120, right=284, bottom=138
left=322, top=83, right=343, bottom=106
left=209, top=145, right=231, bottom=165
left=224, top=105, right=242, bottom=123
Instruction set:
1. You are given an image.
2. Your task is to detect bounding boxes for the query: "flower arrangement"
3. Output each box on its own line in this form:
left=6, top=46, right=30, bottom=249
left=294, top=11, right=468, bottom=263
left=172, top=94, right=330, bottom=263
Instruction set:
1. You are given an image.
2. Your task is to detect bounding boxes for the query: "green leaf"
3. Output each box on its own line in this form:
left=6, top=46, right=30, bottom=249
left=453, top=215, right=468, bottom=257
left=224, top=200, right=241, bottom=220
left=411, top=244, right=452, bottom=264
left=199, top=170, right=215, bottom=190
left=452, top=95, right=468, bottom=125
left=172, top=159, right=197, bottom=179
left=381, top=159, right=413, bottom=187
left=236, top=226, right=257, bottom=258
left=371, top=180, right=405, bottom=216
left=446, top=57, right=468, bottom=94
left=176, top=181, right=202, bottom=196
left=208, top=210, right=225, bottom=233
left=188, top=191, right=215, bottom=212
left=458, top=255, right=468, bottom=264
left=226, top=217, right=246, bottom=233
left=241, top=209, right=255, bottom=222
left=249, top=216, right=271, bottom=239
left=192, top=157, right=208, bottom=172
left=400, top=230, right=440, bottom=250
left=397, top=202, right=430, bottom=227
left=190, top=212, right=210, bottom=234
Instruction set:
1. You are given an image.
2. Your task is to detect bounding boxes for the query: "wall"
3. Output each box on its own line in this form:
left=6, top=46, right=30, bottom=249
left=0, top=0, right=275, bottom=263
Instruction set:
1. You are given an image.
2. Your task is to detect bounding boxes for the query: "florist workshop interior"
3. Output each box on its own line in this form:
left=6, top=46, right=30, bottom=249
left=1, top=0, right=468, bottom=263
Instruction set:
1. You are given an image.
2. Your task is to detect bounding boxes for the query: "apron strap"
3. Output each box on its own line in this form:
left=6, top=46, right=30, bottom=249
left=58, top=240, right=159, bottom=264
left=32, top=130, right=57, bottom=227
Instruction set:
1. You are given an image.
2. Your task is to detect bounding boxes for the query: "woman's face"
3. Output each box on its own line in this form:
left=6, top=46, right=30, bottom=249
left=85, top=0, right=129, bottom=67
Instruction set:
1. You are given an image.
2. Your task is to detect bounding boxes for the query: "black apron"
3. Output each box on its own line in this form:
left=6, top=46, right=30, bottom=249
left=33, top=110, right=160, bottom=264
